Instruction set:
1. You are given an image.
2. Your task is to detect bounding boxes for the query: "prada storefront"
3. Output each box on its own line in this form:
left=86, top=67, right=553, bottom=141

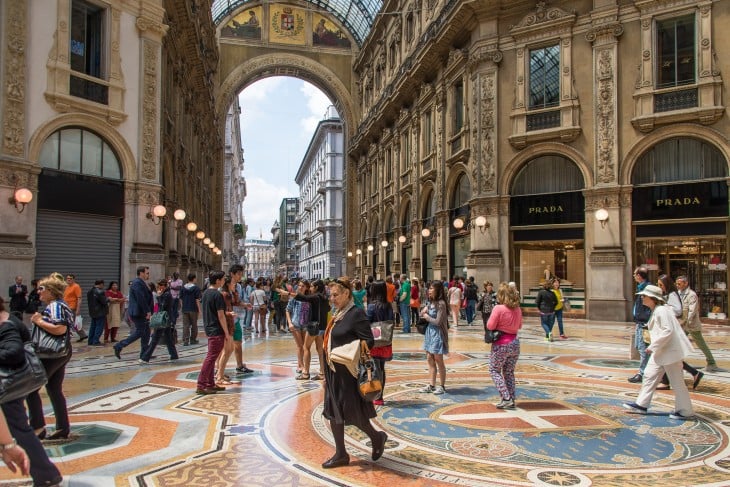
left=632, top=137, right=728, bottom=321
left=509, top=156, right=586, bottom=306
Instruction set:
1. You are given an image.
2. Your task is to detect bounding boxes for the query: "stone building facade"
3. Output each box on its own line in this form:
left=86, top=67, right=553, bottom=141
left=348, top=0, right=729, bottom=322
left=0, top=0, right=222, bottom=318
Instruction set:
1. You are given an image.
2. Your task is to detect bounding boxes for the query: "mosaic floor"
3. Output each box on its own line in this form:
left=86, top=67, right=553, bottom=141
left=1, top=318, right=729, bottom=486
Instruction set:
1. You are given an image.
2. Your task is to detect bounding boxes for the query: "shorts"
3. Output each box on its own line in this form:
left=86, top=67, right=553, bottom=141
left=233, top=319, right=243, bottom=342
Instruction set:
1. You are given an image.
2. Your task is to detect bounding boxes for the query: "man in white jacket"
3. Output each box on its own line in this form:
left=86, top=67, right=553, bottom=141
left=623, top=285, right=695, bottom=420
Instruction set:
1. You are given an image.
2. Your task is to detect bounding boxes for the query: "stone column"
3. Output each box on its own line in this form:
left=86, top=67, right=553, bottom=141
left=584, top=12, right=627, bottom=321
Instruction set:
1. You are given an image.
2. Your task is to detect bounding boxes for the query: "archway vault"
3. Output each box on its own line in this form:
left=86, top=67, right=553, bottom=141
left=216, top=51, right=358, bottom=140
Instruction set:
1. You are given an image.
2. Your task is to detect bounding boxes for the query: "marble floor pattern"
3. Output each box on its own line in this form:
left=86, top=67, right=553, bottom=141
left=1, top=318, right=729, bottom=487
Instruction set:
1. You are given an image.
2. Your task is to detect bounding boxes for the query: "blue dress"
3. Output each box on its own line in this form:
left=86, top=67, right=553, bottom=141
left=422, top=302, right=448, bottom=354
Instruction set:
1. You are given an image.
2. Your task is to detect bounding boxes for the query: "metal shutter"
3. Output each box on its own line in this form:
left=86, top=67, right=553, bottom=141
left=36, top=210, right=122, bottom=321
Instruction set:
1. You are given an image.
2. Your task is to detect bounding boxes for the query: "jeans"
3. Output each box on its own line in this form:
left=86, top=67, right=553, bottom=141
left=115, top=316, right=151, bottom=359
left=88, top=316, right=105, bottom=345
left=2, top=399, right=61, bottom=486
left=689, top=329, right=716, bottom=366
left=465, top=299, right=477, bottom=324
left=27, top=353, right=72, bottom=433
left=540, top=312, right=555, bottom=337
left=141, top=326, right=178, bottom=362
left=182, top=311, right=199, bottom=344
left=399, top=300, right=411, bottom=332
left=554, top=309, right=565, bottom=335
left=197, top=334, right=225, bottom=389
left=243, top=307, right=253, bottom=328
left=634, top=322, right=649, bottom=374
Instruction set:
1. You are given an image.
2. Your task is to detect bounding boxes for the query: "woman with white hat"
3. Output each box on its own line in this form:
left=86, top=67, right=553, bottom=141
left=623, top=284, right=695, bottom=420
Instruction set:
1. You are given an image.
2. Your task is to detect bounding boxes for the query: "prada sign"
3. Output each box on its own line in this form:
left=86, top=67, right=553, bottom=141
left=632, top=181, right=727, bottom=221
left=510, top=191, right=584, bottom=226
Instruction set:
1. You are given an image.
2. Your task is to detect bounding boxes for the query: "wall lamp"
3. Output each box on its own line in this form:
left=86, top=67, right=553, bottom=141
left=381, top=240, right=389, bottom=248
left=146, top=204, right=167, bottom=225
left=347, top=251, right=353, bottom=257
left=9, top=186, right=32, bottom=213
left=452, top=215, right=489, bottom=234
left=356, top=249, right=362, bottom=255
left=367, top=244, right=374, bottom=252
left=595, top=208, right=609, bottom=229
left=203, top=237, right=211, bottom=245
left=196, top=230, right=206, bottom=240
left=186, top=221, right=198, bottom=232
left=398, top=235, right=407, bottom=243
left=421, top=227, right=432, bottom=238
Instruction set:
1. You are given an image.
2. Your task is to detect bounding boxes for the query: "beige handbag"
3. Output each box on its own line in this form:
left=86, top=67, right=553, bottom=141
left=329, top=339, right=361, bottom=377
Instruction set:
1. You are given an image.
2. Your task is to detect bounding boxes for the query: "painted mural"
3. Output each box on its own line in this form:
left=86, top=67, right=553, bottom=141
left=312, top=14, right=351, bottom=48
left=269, top=5, right=306, bottom=46
left=220, top=6, right=262, bottom=40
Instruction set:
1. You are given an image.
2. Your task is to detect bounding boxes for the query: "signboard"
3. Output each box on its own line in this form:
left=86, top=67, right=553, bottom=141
left=510, top=191, right=584, bottom=227
left=632, top=181, right=728, bottom=221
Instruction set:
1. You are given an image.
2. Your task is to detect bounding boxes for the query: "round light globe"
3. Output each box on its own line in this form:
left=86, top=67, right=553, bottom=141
left=152, top=205, right=167, bottom=218
left=453, top=217, right=465, bottom=229
left=14, top=188, right=32, bottom=204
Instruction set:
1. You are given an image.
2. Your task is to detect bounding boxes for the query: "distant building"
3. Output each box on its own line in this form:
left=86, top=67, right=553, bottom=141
left=295, top=106, right=344, bottom=280
left=244, top=238, right=275, bottom=278
left=273, top=198, right=300, bottom=277
left=223, top=98, right=246, bottom=270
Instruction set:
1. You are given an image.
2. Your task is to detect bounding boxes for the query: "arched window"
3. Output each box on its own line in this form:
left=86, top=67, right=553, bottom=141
left=422, top=190, right=436, bottom=219
left=450, top=173, right=471, bottom=208
left=39, top=128, right=122, bottom=180
left=632, top=137, right=726, bottom=185
left=512, top=155, right=583, bottom=195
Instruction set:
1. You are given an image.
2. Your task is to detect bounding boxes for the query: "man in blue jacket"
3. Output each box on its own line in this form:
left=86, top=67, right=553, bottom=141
left=628, top=266, right=652, bottom=383
left=114, top=266, right=153, bottom=361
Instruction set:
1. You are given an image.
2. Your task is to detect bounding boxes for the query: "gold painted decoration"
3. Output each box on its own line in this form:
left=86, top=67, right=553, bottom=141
left=270, top=6, right=305, bottom=45
left=313, top=14, right=351, bottom=48
left=221, top=6, right=262, bottom=40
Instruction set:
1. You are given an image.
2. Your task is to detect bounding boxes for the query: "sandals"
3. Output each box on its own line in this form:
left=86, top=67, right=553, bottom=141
left=295, top=373, right=310, bottom=380
left=310, top=374, right=324, bottom=381
left=216, top=379, right=234, bottom=385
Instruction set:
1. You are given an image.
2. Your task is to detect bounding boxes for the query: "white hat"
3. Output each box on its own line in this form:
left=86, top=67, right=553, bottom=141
left=636, top=284, right=665, bottom=302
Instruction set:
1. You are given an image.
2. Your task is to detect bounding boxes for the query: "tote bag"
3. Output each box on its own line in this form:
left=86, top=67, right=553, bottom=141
left=0, top=342, right=48, bottom=404
left=31, top=324, right=70, bottom=359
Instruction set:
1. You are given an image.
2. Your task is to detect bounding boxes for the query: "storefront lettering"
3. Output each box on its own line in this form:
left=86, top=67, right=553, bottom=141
left=655, top=197, right=701, bottom=207
left=528, top=205, right=564, bottom=214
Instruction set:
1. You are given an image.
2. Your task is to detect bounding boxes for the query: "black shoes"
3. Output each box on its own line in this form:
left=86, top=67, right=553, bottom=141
left=372, top=431, right=388, bottom=461
left=322, top=454, right=350, bottom=468
left=693, top=371, right=704, bottom=390
left=196, top=388, right=217, bottom=395
left=47, top=429, right=69, bottom=440
left=236, top=366, right=254, bottom=374
left=627, top=373, right=643, bottom=383
left=113, top=347, right=121, bottom=359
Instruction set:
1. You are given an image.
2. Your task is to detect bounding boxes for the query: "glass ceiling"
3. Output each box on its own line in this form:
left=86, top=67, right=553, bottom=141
left=211, top=0, right=383, bottom=47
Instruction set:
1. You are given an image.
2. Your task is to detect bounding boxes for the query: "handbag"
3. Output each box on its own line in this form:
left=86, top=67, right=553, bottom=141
left=358, top=341, right=383, bottom=401
left=149, top=310, right=170, bottom=329
left=484, top=328, right=503, bottom=344
left=329, top=339, right=361, bottom=377
left=0, top=342, right=48, bottom=404
left=370, top=320, right=394, bottom=347
left=409, top=297, right=420, bottom=308
left=416, top=317, right=429, bottom=334
left=641, top=326, right=651, bottom=344
left=563, top=297, right=571, bottom=311
left=31, top=323, right=71, bottom=359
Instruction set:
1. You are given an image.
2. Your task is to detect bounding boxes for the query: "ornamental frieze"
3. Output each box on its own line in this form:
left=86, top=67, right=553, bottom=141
left=2, top=0, right=26, bottom=158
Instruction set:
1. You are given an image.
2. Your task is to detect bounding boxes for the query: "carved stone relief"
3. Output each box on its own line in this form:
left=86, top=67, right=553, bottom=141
left=596, top=49, right=616, bottom=184
left=141, top=40, right=159, bottom=181
left=2, top=1, right=26, bottom=157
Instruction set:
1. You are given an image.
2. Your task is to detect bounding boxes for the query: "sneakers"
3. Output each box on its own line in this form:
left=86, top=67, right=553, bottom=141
left=433, top=385, right=446, bottom=395
left=418, top=384, right=435, bottom=393
left=236, top=366, right=255, bottom=374
left=545, top=333, right=553, bottom=342
left=705, top=364, right=720, bottom=372
left=496, top=398, right=515, bottom=409
left=627, top=373, right=643, bottom=383
left=113, top=346, right=121, bottom=360
left=622, top=402, right=648, bottom=414
left=669, top=411, right=694, bottom=420
left=560, top=335, right=568, bottom=340
left=138, top=359, right=149, bottom=364
left=373, top=399, right=384, bottom=406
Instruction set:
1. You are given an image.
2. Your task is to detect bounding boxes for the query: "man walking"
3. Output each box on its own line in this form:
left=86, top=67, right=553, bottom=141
left=86, top=279, right=109, bottom=346
left=63, top=274, right=88, bottom=342
left=8, top=276, right=27, bottom=320
left=196, top=271, right=230, bottom=394
left=169, top=272, right=183, bottom=326
left=676, top=275, right=719, bottom=372
left=180, top=273, right=202, bottom=346
left=398, top=274, right=412, bottom=333
left=464, top=276, right=479, bottom=325
left=628, top=266, right=652, bottom=383
left=114, top=266, right=153, bottom=361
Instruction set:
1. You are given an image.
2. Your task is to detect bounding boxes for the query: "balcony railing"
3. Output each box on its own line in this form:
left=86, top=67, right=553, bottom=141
left=654, top=87, right=698, bottom=113
left=526, top=109, right=560, bottom=131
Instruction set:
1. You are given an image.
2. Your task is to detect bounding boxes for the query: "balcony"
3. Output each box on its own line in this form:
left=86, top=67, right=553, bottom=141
left=317, top=181, right=326, bottom=194
left=316, top=220, right=326, bottom=233
left=303, top=202, right=312, bottom=212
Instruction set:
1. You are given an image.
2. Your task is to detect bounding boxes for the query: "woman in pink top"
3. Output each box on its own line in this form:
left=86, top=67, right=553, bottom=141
left=486, top=282, right=523, bottom=409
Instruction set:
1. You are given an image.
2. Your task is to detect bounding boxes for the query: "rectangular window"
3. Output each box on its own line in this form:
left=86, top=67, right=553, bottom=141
left=423, top=110, right=432, bottom=154
left=529, top=45, right=560, bottom=109
left=403, top=131, right=410, bottom=169
left=70, top=0, right=108, bottom=104
left=656, top=15, right=696, bottom=88
left=385, top=148, right=392, bottom=181
left=60, top=129, right=82, bottom=173
left=454, top=82, right=464, bottom=132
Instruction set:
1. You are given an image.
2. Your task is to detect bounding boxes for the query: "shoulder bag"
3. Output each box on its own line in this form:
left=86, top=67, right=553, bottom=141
left=150, top=310, right=170, bottom=329
left=358, top=341, right=383, bottom=401
left=484, top=328, right=503, bottom=344
left=31, top=322, right=71, bottom=359
left=0, top=342, right=48, bottom=404
left=416, top=317, right=429, bottom=334
left=370, top=320, right=394, bottom=347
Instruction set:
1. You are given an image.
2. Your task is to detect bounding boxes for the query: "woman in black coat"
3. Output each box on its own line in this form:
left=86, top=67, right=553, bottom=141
left=535, top=280, right=558, bottom=341
left=293, top=280, right=329, bottom=380
left=321, top=277, right=388, bottom=468
left=0, top=296, right=63, bottom=486
left=140, top=280, right=178, bottom=363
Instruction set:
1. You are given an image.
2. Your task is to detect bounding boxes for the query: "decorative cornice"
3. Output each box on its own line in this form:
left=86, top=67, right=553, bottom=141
left=585, top=23, right=624, bottom=43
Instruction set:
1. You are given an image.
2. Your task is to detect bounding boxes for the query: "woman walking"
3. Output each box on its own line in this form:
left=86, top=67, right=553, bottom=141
left=486, top=283, right=523, bottom=409
left=104, top=281, right=125, bottom=343
left=27, top=275, right=74, bottom=440
left=551, top=279, right=568, bottom=339
left=409, top=278, right=421, bottom=327
left=447, top=281, right=462, bottom=327
left=418, top=281, right=449, bottom=395
left=366, top=281, right=394, bottom=406
left=215, top=276, right=238, bottom=385
left=320, top=277, right=387, bottom=468
left=623, top=285, right=695, bottom=419
left=535, top=280, right=557, bottom=341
